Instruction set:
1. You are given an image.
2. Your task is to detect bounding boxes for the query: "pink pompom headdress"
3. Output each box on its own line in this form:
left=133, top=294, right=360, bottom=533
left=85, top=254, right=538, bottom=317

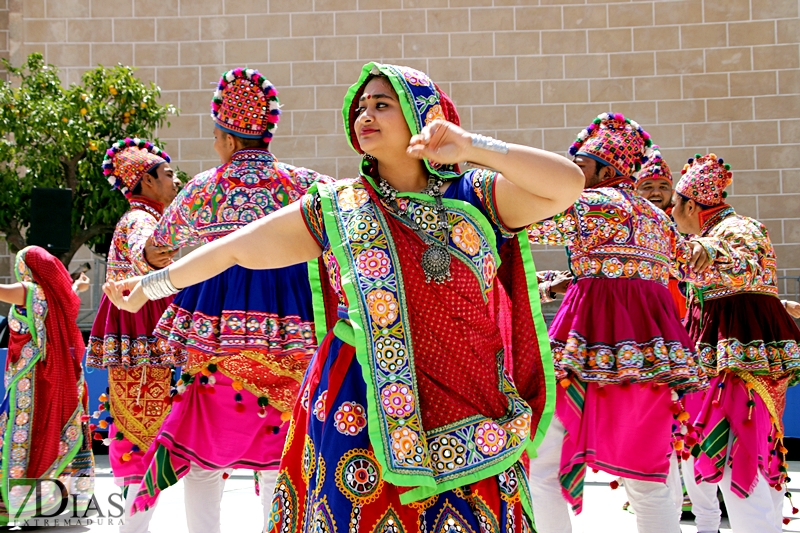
left=211, top=68, right=280, bottom=142
left=568, top=112, right=652, bottom=177
left=102, top=138, right=170, bottom=198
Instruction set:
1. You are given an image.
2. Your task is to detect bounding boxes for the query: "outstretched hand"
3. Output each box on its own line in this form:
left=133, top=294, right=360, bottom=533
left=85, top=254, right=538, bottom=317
left=103, top=277, right=148, bottom=313
left=407, top=120, right=472, bottom=165
left=689, top=241, right=711, bottom=272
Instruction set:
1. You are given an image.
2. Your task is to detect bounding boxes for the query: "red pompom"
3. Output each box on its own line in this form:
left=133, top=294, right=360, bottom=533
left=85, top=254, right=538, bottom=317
left=93, top=432, right=103, bottom=441
left=792, top=507, right=798, bottom=515
left=784, top=518, right=791, bottom=525
left=173, top=394, right=183, bottom=402
left=609, top=480, right=620, bottom=490
left=222, top=472, right=230, bottom=480
left=235, top=403, right=246, bottom=413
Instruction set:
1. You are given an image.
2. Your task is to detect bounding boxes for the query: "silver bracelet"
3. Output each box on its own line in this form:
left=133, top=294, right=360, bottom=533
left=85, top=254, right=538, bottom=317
left=471, top=133, right=509, bottom=154
left=141, top=268, right=179, bottom=301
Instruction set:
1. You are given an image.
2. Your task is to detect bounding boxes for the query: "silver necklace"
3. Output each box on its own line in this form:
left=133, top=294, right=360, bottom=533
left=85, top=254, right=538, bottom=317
left=376, top=176, right=452, bottom=284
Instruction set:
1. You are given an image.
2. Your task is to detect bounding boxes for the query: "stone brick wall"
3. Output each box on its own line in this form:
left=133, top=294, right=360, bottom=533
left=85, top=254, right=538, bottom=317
left=2, top=0, right=800, bottom=312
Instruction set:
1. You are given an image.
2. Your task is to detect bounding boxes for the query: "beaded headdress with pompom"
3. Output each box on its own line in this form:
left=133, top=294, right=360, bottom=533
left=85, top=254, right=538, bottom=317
left=675, top=153, right=732, bottom=207
left=102, top=138, right=170, bottom=199
left=211, top=68, right=280, bottom=142
left=568, top=112, right=652, bottom=177
left=636, top=145, right=672, bottom=185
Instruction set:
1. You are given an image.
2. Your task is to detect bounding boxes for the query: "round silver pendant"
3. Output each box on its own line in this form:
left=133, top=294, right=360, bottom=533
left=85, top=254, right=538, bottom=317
left=421, top=245, right=451, bottom=284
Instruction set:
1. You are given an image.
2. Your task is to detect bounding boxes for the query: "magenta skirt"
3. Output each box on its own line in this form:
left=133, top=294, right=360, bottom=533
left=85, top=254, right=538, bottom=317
left=87, top=294, right=183, bottom=368
left=550, top=277, right=704, bottom=391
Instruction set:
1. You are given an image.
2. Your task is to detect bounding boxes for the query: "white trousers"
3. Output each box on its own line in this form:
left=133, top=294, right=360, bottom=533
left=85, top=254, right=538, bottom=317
left=666, top=454, right=684, bottom=523
left=527, top=416, right=681, bottom=533
left=183, top=465, right=226, bottom=533
left=682, top=456, right=721, bottom=533
left=119, top=483, right=156, bottom=533
left=259, top=470, right=279, bottom=532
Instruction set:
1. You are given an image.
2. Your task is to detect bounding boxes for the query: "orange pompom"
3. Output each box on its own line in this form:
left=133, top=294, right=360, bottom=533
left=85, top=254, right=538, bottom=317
left=121, top=452, right=132, bottom=463
left=559, top=379, right=571, bottom=389
left=98, top=419, right=108, bottom=429
left=674, top=440, right=684, bottom=451
left=99, top=393, right=108, bottom=402
left=232, top=380, right=244, bottom=392
left=280, top=411, right=292, bottom=423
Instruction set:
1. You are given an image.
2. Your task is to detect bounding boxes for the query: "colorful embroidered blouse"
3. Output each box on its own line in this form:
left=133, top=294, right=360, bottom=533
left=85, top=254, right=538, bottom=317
left=528, top=182, right=709, bottom=285
left=152, top=149, right=326, bottom=248
left=106, top=196, right=164, bottom=282
left=690, top=205, right=778, bottom=301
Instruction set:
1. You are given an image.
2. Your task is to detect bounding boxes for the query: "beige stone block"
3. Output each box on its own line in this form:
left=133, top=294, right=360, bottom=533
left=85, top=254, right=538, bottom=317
left=754, top=44, right=800, bottom=70
left=758, top=195, right=800, bottom=221
left=23, top=0, right=45, bottom=18
left=136, top=43, right=178, bottom=66
left=684, top=122, right=730, bottom=146
left=472, top=105, right=516, bottom=131
left=656, top=49, right=703, bottom=75
left=497, top=81, right=541, bottom=104
left=223, top=39, right=270, bottom=63
left=198, top=16, right=246, bottom=41
left=92, top=43, right=133, bottom=66
left=730, top=71, right=777, bottom=96
left=133, top=67, right=156, bottom=85
left=543, top=30, right=586, bottom=54
left=610, top=52, right=655, bottom=77
left=404, top=34, right=449, bottom=58
left=314, top=36, right=355, bottom=61
left=732, top=121, right=780, bottom=146
left=633, top=26, right=679, bottom=52
left=46, top=43, right=89, bottom=67
left=653, top=0, right=701, bottom=25
left=135, top=0, right=178, bottom=15
left=271, top=135, right=316, bottom=158
left=682, top=73, right=729, bottom=98
left=562, top=5, right=607, bottom=29
left=161, top=113, right=201, bottom=141
left=519, top=104, right=566, bottom=129
left=760, top=219, right=782, bottom=243
left=777, top=19, right=800, bottom=44
left=495, top=32, right=540, bottom=56
left=591, top=78, right=633, bottom=102
left=25, top=20, right=66, bottom=43
left=542, top=127, right=578, bottom=152
left=565, top=54, right=609, bottom=79
left=704, top=0, right=750, bottom=22
left=450, top=32, right=493, bottom=57
left=779, top=70, right=800, bottom=94
left=244, top=15, right=291, bottom=39
left=716, top=144, right=756, bottom=169
left=428, top=57, right=471, bottom=82
left=180, top=41, right=224, bottom=66
left=405, top=0, right=448, bottom=7
left=317, top=134, right=352, bottom=157
left=223, top=0, right=269, bottom=14
left=269, top=37, right=313, bottom=62
left=380, top=10, right=426, bottom=34
left=314, top=0, right=357, bottom=11
left=450, top=81, right=494, bottom=106
left=68, top=19, right=111, bottom=43
left=427, top=8, right=469, bottom=33
left=774, top=243, right=800, bottom=268
left=643, top=124, right=683, bottom=149
left=449, top=0, right=489, bottom=6
left=516, top=7, right=562, bottom=31
left=293, top=110, right=338, bottom=135
left=756, top=95, right=800, bottom=120
left=115, top=18, right=155, bottom=42
left=470, top=7, right=514, bottom=31
left=497, top=128, right=543, bottom=148
left=706, top=47, right=752, bottom=72
left=608, top=3, right=654, bottom=28
left=658, top=99, right=705, bottom=123
left=46, top=0, right=89, bottom=18
left=335, top=59, right=367, bottom=84
left=293, top=61, right=335, bottom=86
left=726, top=194, right=758, bottom=217
left=752, top=0, right=798, bottom=19
left=472, top=56, right=515, bottom=81
left=707, top=97, right=754, bottom=121
left=783, top=170, right=800, bottom=193
left=568, top=101, right=656, bottom=125
left=335, top=11, right=379, bottom=35
left=91, top=0, right=131, bottom=17
left=291, top=13, right=334, bottom=37
left=179, top=0, right=222, bottom=16
left=780, top=119, right=800, bottom=143
left=729, top=21, right=775, bottom=46
left=360, top=0, right=399, bottom=9
left=156, top=66, right=199, bottom=91
left=269, top=0, right=314, bottom=13
left=279, top=86, right=315, bottom=110
left=179, top=138, right=214, bottom=162
left=634, top=75, right=681, bottom=100
left=680, top=23, right=726, bottom=49
left=156, top=17, right=198, bottom=42
left=543, top=80, right=588, bottom=103
left=180, top=89, right=213, bottom=115
left=588, top=29, right=632, bottom=54
left=529, top=247, right=569, bottom=272
left=358, top=35, right=401, bottom=59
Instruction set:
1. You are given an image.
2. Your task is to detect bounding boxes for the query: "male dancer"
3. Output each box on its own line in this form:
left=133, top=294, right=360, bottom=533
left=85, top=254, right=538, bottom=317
left=527, top=113, right=715, bottom=533
left=672, top=153, right=800, bottom=532
left=86, top=138, right=181, bottom=533
left=127, top=69, right=329, bottom=533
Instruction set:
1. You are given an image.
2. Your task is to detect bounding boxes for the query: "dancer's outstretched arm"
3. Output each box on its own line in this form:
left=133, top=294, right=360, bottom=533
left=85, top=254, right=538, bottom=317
left=104, top=202, right=321, bottom=313
left=0, top=283, right=26, bottom=306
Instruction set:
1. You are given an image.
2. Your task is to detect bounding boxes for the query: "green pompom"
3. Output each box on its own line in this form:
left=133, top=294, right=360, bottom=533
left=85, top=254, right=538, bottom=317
left=257, top=396, right=270, bottom=407
left=593, top=118, right=602, bottom=124
left=724, top=164, right=731, bottom=170
left=722, top=191, right=728, bottom=198
left=695, top=153, right=702, bottom=159
left=207, top=363, right=218, bottom=373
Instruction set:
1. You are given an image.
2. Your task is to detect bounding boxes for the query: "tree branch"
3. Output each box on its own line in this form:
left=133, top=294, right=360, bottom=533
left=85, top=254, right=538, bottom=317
left=60, top=150, right=86, bottom=195
left=59, top=222, right=115, bottom=266
left=0, top=222, right=26, bottom=254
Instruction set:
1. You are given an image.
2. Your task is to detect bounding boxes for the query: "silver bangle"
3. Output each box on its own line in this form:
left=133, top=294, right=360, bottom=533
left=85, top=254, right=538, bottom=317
left=141, top=268, right=179, bottom=301
left=471, top=133, right=509, bottom=154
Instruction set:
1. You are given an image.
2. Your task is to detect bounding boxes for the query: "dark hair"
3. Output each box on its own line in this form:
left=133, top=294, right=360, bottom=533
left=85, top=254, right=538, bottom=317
left=131, top=163, right=164, bottom=195
left=220, top=129, right=269, bottom=149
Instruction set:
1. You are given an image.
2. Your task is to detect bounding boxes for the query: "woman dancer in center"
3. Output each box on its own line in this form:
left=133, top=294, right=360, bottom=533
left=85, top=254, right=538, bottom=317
left=106, top=63, right=583, bottom=531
